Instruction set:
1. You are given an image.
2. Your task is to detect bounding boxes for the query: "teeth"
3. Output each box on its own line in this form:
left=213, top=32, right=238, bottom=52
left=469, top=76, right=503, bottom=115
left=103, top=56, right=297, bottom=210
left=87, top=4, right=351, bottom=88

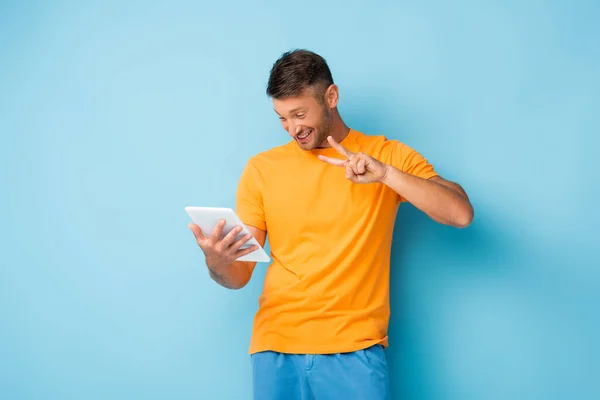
left=298, top=130, right=311, bottom=139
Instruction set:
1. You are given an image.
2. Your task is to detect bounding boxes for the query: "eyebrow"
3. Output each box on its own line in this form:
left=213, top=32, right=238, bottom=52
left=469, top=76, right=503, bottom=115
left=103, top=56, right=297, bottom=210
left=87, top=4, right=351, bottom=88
left=274, top=107, right=305, bottom=116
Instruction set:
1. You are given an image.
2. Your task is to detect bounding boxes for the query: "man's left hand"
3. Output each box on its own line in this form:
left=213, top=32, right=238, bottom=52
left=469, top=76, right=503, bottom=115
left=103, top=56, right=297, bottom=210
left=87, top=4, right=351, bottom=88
left=318, top=136, right=389, bottom=184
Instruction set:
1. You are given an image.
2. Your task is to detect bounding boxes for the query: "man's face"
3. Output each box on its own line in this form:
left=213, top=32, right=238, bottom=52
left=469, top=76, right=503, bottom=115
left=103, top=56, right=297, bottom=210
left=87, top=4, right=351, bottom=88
left=273, top=88, right=333, bottom=151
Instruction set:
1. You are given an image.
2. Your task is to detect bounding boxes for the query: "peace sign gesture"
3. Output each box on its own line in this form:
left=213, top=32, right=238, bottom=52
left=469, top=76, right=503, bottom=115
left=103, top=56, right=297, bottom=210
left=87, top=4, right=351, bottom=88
left=318, top=136, right=390, bottom=184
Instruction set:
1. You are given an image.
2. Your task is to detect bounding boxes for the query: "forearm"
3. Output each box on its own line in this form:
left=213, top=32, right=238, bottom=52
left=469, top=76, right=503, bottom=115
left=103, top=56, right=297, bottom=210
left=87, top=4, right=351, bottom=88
left=207, top=260, right=252, bottom=290
left=382, top=166, right=473, bottom=228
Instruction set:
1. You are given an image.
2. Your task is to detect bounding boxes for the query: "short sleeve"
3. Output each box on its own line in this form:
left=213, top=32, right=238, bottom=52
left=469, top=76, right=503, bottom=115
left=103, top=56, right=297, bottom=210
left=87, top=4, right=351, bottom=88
left=235, top=160, right=267, bottom=231
left=386, top=140, right=439, bottom=202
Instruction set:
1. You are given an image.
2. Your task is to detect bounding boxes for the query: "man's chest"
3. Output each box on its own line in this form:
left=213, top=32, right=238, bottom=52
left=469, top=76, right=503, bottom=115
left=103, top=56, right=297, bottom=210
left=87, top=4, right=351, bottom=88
left=261, top=162, right=393, bottom=239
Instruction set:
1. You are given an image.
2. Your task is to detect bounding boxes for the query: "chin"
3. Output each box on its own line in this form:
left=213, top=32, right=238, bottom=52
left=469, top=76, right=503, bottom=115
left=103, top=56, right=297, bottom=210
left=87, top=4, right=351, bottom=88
left=297, top=142, right=314, bottom=151
left=295, top=136, right=318, bottom=150
left=306, top=139, right=323, bottom=150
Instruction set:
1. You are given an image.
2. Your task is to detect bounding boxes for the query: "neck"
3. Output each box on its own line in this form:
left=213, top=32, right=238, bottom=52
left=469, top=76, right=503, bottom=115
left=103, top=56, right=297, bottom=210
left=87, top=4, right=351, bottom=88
left=317, top=110, right=350, bottom=148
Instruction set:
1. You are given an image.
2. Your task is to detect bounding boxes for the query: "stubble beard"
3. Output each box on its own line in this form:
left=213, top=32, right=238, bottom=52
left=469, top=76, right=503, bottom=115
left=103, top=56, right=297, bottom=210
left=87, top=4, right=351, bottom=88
left=310, top=106, right=333, bottom=150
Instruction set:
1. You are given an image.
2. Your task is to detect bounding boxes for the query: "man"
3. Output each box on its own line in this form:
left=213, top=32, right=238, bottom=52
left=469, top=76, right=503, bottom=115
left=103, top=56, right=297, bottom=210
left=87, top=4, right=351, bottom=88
left=189, top=49, right=474, bottom=399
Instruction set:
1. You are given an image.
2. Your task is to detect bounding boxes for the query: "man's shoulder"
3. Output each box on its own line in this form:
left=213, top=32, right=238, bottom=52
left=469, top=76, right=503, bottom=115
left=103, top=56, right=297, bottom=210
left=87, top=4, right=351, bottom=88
left=353, top=129, right=406, bottom=154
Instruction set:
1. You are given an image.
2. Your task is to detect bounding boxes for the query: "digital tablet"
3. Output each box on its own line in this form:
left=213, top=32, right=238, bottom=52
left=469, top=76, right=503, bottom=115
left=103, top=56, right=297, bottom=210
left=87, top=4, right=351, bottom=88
left=184, top=206, right=270, bottom=263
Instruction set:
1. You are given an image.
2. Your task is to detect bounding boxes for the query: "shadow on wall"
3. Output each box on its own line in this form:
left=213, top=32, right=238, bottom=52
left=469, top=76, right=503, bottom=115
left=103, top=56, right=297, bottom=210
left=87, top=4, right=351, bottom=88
left=385, top=201, right=524, bottom=400
left=384, top=200, right=600, bottom=400
left=387, top=203, right=511, bottom=399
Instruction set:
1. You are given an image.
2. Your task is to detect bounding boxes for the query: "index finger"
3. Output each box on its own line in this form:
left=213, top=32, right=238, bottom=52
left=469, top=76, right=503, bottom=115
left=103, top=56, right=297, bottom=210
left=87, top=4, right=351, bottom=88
left=327, top=136, right=354, bottom=158
left=317, top=154, right=347, bottom=167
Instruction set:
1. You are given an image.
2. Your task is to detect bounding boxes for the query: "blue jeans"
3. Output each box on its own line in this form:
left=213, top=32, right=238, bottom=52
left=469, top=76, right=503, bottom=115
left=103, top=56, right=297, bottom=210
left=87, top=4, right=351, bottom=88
left=251, top=345, right=390, bottom=400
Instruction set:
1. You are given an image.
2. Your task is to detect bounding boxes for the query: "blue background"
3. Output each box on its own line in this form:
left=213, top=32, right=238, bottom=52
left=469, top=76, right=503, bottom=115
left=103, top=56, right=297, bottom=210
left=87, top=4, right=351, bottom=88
left=1, top=0, right=599, bottom=399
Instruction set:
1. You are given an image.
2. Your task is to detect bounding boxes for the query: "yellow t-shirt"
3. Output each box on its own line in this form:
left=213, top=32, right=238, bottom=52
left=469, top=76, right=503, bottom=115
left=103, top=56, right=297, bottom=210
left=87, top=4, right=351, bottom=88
left=236, top=129, right=438, bottom=354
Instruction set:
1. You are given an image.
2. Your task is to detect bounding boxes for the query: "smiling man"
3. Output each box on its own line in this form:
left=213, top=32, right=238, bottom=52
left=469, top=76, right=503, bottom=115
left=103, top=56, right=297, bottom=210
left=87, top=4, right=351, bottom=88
left=189, top=49, right=474, bottom=400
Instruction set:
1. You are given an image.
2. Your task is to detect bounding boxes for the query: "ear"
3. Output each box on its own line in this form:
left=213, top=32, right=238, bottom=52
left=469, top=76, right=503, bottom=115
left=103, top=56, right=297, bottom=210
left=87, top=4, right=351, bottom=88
left=324, top=84, right=339, bottom=109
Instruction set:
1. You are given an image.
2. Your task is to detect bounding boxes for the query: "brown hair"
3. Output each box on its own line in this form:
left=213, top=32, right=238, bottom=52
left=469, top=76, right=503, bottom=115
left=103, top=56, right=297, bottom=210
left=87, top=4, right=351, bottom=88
left=266, top=49, right=334, bottom=101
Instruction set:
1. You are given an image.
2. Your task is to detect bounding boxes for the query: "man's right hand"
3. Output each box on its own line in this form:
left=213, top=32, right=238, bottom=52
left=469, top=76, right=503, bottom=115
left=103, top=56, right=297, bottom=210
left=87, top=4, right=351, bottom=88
left=188, top=220, right=259, bottom=271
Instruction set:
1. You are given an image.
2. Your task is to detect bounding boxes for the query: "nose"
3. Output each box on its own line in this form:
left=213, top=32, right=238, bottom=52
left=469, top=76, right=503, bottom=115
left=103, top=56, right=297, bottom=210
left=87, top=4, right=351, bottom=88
left=288, top=123, right=302, bottom=138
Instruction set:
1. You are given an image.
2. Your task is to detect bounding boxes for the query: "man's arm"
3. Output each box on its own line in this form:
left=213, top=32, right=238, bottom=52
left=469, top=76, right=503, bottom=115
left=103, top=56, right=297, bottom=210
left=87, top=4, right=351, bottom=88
left=207, top=261, right=255, bottom=290
left=381, top=168, right=474, bottom=228
left=318, top=135, right=474, bottom=229
left=189, top=222, right=267, bottom=289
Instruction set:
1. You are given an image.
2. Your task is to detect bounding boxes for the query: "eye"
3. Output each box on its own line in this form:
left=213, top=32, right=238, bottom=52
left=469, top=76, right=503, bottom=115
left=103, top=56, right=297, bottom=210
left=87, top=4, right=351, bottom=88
left=279, top=116, right=286, bottom=121
left=296, top=113, right=306, bottom=118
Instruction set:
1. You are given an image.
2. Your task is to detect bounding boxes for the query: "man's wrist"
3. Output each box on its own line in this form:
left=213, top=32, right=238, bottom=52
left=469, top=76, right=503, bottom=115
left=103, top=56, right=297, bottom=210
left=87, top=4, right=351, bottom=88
left=205, top=256, right=224, bottom=271
left=379, top=164, right=396, bottom=185
left=208, top=265, right=238, bottom=289
left=208, top=267, right=225, bottom=280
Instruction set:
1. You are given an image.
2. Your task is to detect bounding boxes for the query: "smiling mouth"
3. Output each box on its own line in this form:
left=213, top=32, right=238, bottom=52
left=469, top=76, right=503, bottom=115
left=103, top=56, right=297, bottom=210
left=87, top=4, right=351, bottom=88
left=297, top=129, right=312, bottom=140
